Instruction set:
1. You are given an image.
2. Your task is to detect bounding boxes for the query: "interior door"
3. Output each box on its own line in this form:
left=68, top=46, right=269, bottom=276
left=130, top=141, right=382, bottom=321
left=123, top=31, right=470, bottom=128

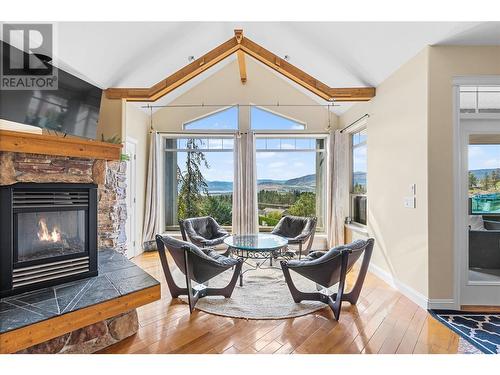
left=460, top=121, right=500, bottom=306
left=125, top=139, right=137, bottom=259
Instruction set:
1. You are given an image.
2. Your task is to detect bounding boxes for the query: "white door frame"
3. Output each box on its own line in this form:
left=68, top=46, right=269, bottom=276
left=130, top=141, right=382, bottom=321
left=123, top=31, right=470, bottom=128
left=125, top=137, right=138, bottom=258
left=452, top=76, right=500, bottom=308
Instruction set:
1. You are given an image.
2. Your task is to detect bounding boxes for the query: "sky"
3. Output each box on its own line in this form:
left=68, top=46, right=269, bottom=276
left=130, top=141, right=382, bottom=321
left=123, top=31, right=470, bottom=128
left=469, top=145, right=500, bottom=171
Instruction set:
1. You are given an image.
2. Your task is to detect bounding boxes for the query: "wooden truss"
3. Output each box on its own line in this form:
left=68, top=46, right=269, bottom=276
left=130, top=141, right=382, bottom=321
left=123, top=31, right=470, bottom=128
left=105, top=29, right=375, bottom=102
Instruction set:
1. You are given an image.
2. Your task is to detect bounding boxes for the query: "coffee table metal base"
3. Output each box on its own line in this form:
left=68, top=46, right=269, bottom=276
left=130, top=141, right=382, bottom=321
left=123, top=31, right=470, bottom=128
left=229, top=247, right=293, bottom=286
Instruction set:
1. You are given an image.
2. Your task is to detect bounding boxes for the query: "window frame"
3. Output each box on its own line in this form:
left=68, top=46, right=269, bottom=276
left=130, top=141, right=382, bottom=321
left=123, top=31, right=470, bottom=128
left=254, top=133, right=328, bottom=232
left=162, top=133, right=236, bottom=231
left=349, top=126, right=368, bottom=227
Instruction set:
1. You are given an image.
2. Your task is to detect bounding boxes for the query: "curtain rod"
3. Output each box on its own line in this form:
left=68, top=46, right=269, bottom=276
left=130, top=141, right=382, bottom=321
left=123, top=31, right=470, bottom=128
left=142, top=103, right=340, bottom=109
left=340, top=114, right=370, bottom=133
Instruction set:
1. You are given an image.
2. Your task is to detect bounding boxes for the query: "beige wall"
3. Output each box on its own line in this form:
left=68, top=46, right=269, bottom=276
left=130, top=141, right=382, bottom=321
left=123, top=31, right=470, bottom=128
left=123, top=103, right=150, bottom=254
left=339, top=49, right=430, bottom=298
left=427, top=46, right=500, bottom=299
left=97, top=96, right=125, bottom=141
left=153, top=57, right=338, bottom=131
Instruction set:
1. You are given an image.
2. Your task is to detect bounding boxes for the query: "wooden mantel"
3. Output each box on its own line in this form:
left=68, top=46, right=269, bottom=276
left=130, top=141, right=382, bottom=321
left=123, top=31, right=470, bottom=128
left=0, top=130, right=122, bottom=160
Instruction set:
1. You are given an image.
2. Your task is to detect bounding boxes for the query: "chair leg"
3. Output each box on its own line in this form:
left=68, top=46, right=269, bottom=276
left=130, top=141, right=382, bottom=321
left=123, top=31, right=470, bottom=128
left=281, top=251, right=350, bottom=321
left=281, top=261, right=324, bottom=303
left=156, top=236, right=188, bottom=298
left=341, top=240, right=374, bottom=305
left=184, top=251, right=200, bottom=314
left=298, top=243, right=302, bottom=260
left=205, top=260, right=243, bottom=298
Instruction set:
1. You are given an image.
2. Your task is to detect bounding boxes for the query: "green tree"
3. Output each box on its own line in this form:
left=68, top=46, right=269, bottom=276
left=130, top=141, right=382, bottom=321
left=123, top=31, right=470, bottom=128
left=288, top=192, right=316, bottom=217
left=201, top=195, right=232, bottom=225
left=469, top=171, right=478, bottom=190
left=177, top=139, right=209, bottom=219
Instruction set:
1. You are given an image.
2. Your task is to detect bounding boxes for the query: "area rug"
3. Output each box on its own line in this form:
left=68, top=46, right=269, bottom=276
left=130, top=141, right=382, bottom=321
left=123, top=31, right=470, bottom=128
left=430, top=310, right=500, bottom=354
left=173, top=262, right=327, bottom=319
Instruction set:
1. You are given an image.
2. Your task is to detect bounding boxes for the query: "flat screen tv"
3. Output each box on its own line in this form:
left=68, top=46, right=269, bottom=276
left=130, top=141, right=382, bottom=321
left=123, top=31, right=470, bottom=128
left=0, top=41, right=102, bottom=139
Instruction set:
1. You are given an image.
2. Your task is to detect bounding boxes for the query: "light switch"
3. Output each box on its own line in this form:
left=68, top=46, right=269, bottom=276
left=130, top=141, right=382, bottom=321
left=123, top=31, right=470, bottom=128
left=409, top=184, right=416, bottom=195
left=404, top=197, right=416, bottom=209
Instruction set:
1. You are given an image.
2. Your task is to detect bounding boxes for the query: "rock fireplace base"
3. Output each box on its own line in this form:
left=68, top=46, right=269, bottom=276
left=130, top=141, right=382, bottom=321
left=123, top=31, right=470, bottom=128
left=18, top=310, right=139, bottom=354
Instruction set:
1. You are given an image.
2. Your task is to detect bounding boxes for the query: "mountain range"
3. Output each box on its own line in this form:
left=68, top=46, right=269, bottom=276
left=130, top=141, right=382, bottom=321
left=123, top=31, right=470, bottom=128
left=470, top=168, right=500, bottom=179
left=206, top=174, right=316, bottom=193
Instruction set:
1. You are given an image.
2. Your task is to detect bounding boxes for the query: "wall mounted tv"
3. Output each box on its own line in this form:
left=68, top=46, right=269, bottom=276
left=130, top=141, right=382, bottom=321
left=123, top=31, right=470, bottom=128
left=0, top=41, right=102, bottom=139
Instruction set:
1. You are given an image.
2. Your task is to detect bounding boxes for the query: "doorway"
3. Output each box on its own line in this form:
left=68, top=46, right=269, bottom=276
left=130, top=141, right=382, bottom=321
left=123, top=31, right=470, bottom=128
left=125, top=138, right=137, bottom=259
left=455, top=82, right=500, bottom=307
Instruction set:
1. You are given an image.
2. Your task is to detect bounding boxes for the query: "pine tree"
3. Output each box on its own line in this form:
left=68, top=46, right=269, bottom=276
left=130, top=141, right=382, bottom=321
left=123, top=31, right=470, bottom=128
left=177, top=139, right=209, bottom=219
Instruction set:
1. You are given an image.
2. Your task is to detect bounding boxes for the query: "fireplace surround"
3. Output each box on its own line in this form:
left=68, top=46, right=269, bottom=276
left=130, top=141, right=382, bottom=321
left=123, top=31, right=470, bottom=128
left=0, top=183, right=98, bottom=297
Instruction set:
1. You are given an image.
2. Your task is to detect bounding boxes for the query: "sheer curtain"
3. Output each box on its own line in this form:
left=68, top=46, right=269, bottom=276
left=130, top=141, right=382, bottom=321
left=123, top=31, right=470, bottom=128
left=232, top=132, right=258, bottom=234
left=142, top=131, right=161, bottom=249
left=327, top=129, right=349, bottom=248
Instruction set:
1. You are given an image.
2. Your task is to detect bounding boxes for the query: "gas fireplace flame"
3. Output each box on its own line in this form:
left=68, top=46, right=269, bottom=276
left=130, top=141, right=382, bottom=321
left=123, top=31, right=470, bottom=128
left=37, top=218, right=62, bottom=243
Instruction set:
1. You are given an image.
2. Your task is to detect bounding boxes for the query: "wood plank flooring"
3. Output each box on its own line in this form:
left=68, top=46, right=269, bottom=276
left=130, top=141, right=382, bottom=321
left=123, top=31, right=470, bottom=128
left=98, top=252, right=473, bottom=354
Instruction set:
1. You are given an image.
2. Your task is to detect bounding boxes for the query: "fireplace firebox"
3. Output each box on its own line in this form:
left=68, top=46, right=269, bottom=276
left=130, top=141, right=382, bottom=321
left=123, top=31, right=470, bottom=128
left=0, top=183, right=98, bottom=297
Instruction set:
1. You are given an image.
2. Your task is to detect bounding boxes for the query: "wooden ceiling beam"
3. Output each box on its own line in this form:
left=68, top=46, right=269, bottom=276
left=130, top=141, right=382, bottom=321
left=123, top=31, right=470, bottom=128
left=105, top=29, right=375, bottom=102
left=105, top=37, right=240, bottom=101
left=235, top=30, right=247, bottom=83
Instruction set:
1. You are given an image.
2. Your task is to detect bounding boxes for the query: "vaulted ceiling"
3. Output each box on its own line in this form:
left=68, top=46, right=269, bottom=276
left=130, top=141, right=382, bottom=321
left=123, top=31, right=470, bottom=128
left=26, top=22, right=500, bottom=113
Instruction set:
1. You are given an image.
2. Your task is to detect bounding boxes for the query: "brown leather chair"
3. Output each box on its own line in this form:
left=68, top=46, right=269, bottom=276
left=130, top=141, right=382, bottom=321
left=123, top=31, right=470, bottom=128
left=281, top=238, right=374, bottom=320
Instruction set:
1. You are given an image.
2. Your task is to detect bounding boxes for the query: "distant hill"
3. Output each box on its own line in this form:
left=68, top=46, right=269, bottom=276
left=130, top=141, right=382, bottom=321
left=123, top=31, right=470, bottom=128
left=206, top=174, right=316, bottom=193
left=470, top=168, right=500, bottom=179
left=353, top=172, right=366, bottom=187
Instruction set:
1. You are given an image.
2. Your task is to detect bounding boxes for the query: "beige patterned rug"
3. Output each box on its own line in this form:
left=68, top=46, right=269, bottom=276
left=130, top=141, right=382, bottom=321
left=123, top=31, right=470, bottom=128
left=173, top=262, right=328, bottom=319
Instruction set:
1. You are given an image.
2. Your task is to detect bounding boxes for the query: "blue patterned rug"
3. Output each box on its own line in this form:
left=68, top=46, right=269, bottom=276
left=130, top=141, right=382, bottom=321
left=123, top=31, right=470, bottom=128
left=430, top=310, right=500, bottom=354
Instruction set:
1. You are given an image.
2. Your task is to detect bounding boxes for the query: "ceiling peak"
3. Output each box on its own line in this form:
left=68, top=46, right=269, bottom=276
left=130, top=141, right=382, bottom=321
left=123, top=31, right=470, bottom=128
left=105, top=29, right=375, bottom=102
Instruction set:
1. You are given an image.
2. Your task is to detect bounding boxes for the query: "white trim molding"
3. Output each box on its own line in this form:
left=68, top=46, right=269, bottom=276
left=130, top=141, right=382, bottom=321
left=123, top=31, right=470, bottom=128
left=427, top=299, right=456, bottom=310
left=368, top=263, right=428, bottom=310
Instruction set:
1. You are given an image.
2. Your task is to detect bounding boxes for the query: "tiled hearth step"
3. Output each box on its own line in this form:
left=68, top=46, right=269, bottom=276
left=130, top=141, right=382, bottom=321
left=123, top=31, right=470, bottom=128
left=0, top=249, right=160, bottom=353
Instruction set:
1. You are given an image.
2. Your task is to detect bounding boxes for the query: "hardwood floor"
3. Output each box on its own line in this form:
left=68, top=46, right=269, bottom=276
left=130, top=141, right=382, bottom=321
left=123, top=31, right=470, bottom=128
left=98, top=251, right=473, bottom=354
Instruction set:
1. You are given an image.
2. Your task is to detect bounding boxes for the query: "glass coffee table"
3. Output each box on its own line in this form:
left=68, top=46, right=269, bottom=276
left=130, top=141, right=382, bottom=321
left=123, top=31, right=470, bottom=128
left=224, top=234, right=288, bottom=286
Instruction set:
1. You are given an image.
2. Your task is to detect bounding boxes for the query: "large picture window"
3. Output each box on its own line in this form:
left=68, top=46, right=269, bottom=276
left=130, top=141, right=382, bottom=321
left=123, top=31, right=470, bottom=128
left=164, top=137, right=234, bottom=229
left=255, top=136, right=326, bottom=231
left=350, top=128, right=367, bottom=225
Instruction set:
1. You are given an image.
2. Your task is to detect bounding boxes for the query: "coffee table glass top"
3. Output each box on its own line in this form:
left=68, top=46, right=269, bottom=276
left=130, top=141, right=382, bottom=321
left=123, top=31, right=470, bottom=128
left=224, top=234, right=288, bottom=251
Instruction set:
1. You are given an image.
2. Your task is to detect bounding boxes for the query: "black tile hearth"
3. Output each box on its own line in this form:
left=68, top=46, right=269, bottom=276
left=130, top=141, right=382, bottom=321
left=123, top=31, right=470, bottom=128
left=0, top=250, right=159, bottom=334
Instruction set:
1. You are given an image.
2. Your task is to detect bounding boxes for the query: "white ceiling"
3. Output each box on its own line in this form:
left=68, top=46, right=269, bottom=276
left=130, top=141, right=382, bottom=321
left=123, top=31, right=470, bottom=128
left=8, top=22, right=500, bottom=114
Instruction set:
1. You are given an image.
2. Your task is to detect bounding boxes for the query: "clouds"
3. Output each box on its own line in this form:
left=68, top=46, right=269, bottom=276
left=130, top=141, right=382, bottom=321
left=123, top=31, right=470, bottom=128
left=469, top=145, right=500, bottom=170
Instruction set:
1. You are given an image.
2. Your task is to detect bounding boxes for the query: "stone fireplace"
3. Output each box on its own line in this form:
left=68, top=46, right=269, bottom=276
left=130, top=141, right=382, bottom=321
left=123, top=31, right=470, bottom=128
left=0, top=152, right=127, bottom=252
left=0, top=132, right=159, bottom=354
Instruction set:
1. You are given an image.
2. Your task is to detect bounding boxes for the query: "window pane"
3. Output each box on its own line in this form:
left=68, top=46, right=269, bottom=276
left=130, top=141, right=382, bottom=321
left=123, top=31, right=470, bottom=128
left=468, top=143, right=500, bottom=214
left=256, top=142, right=325, bottom=231
left=296, top=138, right=312, bottom=149
left=478, top=87, right=500, bottom=113
left=460, top=90, right=477, bottom=113
left=184, top=106, right=238, bottom=130
left=165, top=145, right=233, bottom=228
left=208, top=138, right=223, bottom=149
left=251, top=107, right=305, bottom=130
left=352, top=144, right=367, bottom=194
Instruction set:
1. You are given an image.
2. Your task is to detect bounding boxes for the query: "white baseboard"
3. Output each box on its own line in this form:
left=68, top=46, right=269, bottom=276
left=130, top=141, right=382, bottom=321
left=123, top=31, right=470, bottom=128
left=368, top=263, right=429, bottom=310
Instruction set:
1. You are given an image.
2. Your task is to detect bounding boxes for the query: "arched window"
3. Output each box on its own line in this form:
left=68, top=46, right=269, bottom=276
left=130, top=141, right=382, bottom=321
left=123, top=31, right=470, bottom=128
left=183, top=106, right=238, bottom=130
left=251, top=106, right=305, bottom=130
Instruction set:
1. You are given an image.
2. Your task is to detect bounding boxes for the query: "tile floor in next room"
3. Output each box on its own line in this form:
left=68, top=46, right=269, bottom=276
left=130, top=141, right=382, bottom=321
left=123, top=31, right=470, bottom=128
left=99, top=251, right=477, bottom=354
